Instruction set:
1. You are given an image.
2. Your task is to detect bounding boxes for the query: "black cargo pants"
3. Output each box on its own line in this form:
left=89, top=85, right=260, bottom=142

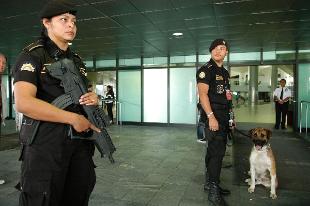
left=204, top=105, right=229, bottom=183
left=18, top=123, right=96, bottom=206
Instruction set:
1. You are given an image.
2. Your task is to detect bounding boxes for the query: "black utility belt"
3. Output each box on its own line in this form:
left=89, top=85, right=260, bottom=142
left=211, top=103, right=228, bottom=110
left=277, top=101, right=289, bottom=104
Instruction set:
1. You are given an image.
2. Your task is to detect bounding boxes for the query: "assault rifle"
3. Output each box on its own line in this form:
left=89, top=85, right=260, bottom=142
left=45, top=58, right=116, bottom=163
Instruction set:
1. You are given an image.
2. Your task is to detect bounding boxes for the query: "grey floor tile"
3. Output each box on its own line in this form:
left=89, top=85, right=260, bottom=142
left=1, top=123, right=310, bottom=206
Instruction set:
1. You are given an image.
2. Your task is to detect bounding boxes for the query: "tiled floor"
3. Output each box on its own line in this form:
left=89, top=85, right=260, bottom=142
left=234, top=101, right=276, bottom=123
left=1, top=122, right=310, bottom=206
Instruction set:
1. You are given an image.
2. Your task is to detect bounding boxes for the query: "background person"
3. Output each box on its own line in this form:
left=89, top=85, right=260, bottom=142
left=105, top=85, right=115, bottom=124
left=0, top=52, right=6, bottom=185
left=0, top=53, right=7, bottom=124
left=273, top=78, right=291, bottom=129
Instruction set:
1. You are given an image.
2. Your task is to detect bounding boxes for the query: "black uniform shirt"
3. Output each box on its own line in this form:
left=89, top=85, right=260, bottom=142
left=13, top=36, right=91, bottom=142
left=13, top=36, right=88, bottom=113
left=196, top=58, right=230, bottom=106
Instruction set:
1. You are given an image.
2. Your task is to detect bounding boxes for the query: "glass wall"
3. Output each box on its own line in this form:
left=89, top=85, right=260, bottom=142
left=230, top=66, right=250, bottom=107
left=170, top=68, right=197, bottom=124
left=119, top=58, right=140, bottom=67
left=96, top=59, right=116, bottom=68
left=198, top=54, right=211, bottom=65
left=298, top=64, right=310, bottom=128
left=87, top=71, right=116, bottom=97
left=143, top=57, right=167, bottom=68
left=258, top=65, right=272, bottom=103
left=299, top=50, right=310, bottom=61
left=118, top=70, right=141, bottom=122
left=143, top=69, right=167, bottom=123
left=230, top=52, right=260, bottom=61
left=170, top=55, right=196, bottom=67
left=263, top=51, right=295, bottom=61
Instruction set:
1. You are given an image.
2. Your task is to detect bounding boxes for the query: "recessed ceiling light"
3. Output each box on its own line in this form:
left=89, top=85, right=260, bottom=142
left=172, top=32, right=183, bottom=37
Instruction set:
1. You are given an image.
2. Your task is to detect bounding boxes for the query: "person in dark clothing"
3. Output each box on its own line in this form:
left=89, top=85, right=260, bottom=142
left=197, top=102, right=207, bottom=144
left=13, top=1, right=100, bottom=205
left=105, top=85, right=115, bottom=124
left=196, top=39, right=233, bottom=206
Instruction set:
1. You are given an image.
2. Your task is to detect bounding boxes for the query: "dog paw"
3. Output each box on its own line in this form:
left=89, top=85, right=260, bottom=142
left=270, top=193, right=277, bottom=199
left=248, top=186, right=255, bottom=193
left=245, top=178, right=251, bottom=185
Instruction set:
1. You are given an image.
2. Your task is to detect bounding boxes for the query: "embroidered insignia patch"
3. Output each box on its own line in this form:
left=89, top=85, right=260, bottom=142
left=216, top=75, right=223, bottom=80
left=199, top=72, right=205, bottom=79
left=217, top=85, right=224, bottom=94
left=20, top=63, right=35, bottom=72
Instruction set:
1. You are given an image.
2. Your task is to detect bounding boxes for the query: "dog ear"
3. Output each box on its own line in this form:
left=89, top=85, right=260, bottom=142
left=266, top=129, right=272, bottom=139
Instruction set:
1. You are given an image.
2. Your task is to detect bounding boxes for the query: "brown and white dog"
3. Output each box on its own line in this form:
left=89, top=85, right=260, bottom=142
left=245, top=128, right=278, bottom=199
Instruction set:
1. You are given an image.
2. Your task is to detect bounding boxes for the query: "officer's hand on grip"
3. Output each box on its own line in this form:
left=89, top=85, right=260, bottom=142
left=79, top=92, right=99, bottom=106
left=71, top=113, right=101, bottom=133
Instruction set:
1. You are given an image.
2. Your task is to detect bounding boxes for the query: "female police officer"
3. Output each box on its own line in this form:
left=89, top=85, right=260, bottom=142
left=197, top=39, right=232, bottom=206
left=13, top=1, right=100, bottom=205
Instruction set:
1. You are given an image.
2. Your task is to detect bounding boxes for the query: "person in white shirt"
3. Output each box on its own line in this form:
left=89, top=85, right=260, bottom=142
left=273, top=79, right=291, bottom=129
left=0, top=52, right=6, bottom=185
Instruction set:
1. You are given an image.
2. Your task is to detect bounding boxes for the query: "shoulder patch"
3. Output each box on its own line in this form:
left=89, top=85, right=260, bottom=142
left=20, top=63, right=35, bottom=72
left=198, top=71, right=206, bottom=79
left=23, top=40, right=44, bottom=52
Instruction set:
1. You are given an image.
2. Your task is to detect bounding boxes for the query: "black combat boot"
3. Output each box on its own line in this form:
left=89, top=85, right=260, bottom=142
left=204, top=174, right=230, bottom=195
left=204, top=182, right=231, bottom=195
left=208, top=181, right=228, bottom=206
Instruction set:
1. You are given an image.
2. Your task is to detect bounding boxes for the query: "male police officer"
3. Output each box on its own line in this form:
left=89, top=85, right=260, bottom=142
left=197, top=39, right=232, bottom=206
left=13, top=1, right=100, bottom=205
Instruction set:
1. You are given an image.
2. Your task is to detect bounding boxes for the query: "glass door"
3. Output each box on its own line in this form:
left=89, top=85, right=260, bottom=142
left=169, top=67, right=197, bottom=124
left=230, top=65, right=294, bottom=125
left=118, top=70, right=141, bottom=122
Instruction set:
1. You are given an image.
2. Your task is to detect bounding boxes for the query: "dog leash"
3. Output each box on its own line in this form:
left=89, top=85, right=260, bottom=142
left=232, top=128, right=252, bottom=138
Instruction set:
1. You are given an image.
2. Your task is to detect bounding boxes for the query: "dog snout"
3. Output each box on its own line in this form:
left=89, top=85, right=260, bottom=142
left=253, top=139, right=266, bottom=146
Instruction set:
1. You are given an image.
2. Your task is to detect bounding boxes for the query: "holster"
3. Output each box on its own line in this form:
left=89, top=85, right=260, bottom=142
left=19, top=115, right=40, bottom=146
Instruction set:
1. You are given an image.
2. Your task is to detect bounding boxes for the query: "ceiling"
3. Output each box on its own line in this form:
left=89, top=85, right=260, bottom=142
left=1, top=0, right=310, bottom=63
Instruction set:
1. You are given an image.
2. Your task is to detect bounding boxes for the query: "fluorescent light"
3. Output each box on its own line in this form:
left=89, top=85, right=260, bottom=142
left=172, top=32, right=183, bottom=37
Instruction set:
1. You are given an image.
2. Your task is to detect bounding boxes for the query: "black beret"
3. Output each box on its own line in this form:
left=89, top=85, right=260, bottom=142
left=40, top=0, right=77, bottom=19
left=209, top=39, right=228, bottom=52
